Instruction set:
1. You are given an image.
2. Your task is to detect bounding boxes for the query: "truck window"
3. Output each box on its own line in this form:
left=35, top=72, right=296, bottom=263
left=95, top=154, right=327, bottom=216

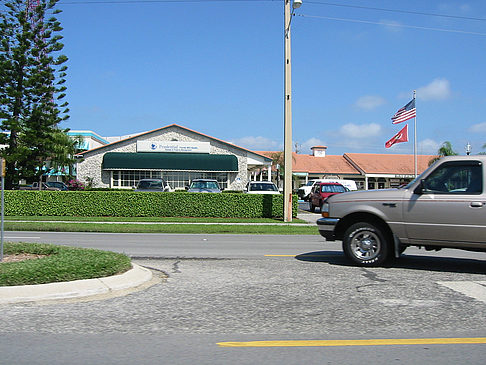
left=424, top=161, right=482, bottom=194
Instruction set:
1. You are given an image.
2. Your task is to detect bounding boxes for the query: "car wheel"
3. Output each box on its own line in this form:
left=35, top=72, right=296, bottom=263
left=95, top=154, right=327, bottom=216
left=342, top=222, right=391, bottom=266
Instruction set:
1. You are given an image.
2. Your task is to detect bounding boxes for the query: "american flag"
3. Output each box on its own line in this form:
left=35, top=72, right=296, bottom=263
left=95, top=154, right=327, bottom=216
left=391, top=99, right=416, bottom=124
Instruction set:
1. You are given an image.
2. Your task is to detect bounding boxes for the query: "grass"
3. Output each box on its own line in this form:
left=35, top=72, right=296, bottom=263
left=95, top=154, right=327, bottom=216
left=0, top=242, right=132, bottom=286
left=4, top=215, right=318, bottom=235
left=3, top=221, right=318, bottom=235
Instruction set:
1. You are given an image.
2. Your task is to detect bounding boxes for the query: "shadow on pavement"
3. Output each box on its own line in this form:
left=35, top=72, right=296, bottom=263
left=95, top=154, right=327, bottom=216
left=295, top=251, right=486, bottom=274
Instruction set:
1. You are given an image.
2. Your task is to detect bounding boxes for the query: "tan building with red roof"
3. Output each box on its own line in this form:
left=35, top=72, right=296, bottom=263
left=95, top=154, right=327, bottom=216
left=258, top=146, right=436, bottom=190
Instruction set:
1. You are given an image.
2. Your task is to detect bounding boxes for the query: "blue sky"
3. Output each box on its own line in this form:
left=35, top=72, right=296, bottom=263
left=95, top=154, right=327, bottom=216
left=51, top=0, right=486, bottom=155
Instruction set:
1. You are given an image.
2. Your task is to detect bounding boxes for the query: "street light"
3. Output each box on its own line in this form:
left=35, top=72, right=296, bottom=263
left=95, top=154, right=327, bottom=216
left=283, top=0, right=301, bottom=222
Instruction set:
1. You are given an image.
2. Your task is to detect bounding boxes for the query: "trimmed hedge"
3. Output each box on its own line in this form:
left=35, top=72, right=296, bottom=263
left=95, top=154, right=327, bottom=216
left=4, top=191, right=298, bottom=218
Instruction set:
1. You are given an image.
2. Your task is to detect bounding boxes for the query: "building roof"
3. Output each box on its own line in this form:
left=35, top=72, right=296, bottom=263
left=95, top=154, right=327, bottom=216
left=344, top=153, right=435, bottom=175
left=76, top=124, right=272, bottom=162
left=257, top=151, right=437, bottom=176
left=293, top=154, right=359, bottom=174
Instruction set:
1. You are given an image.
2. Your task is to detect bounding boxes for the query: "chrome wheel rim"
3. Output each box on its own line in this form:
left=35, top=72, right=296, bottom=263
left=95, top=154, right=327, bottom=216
left=350, top=230, right=381, bottom=260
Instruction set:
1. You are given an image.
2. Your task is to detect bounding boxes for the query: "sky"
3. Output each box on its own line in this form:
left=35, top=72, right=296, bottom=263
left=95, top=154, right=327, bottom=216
left=32, top=0, right=486, bottom=155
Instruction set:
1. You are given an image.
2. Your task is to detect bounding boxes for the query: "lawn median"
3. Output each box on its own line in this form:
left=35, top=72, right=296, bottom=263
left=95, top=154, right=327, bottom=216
left=0, top=242, right=132, bottom=286
left=4, top=216, right=318, bottom=235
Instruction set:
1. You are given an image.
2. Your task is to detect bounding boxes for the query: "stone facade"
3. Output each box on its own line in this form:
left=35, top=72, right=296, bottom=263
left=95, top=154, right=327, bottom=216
left=75, top=125, right=268, bottom=190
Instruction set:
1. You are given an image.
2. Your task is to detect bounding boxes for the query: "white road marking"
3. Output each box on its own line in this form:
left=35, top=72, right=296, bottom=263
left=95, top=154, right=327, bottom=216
left=438, top=281, right=486, bottom=304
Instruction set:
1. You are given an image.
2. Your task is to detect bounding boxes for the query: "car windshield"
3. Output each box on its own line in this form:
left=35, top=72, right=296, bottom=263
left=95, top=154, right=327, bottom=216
left=321, top=184, right=346, bottom=193
left=250, top=183, right=278, bottom=192
left=191, top=181, right=219, bottom=189
left=138, top=180, right=163, bottom=189
left=305, top=181, right=315, bottom=186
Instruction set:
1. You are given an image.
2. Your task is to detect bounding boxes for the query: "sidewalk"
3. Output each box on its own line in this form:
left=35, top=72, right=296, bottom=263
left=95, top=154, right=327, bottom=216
left=0, top=264, right=155, bottom=305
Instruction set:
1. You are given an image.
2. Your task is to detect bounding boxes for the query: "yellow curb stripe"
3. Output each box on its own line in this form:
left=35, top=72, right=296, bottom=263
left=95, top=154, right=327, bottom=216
left=217, top=338, right=486, bottom=347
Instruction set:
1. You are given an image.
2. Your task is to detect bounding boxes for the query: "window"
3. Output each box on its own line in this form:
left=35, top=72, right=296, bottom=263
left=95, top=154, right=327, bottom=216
left=424, top=161, right=483, bottom=194
left=321, top=185, right=346, bottom=193
left=111, top=170, right=230, bottom=190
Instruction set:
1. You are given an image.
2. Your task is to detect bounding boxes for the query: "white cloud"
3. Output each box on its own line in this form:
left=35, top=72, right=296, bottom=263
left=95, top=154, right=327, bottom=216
left=416, top=78, right=452, bottom=101
left=339, top=123, right=382, bottom=139
left=419, top=138, right=440, bottom=154
left=468, top=122, right=486, bottom=134
left=299, top=137, right=326, bottom=154
left=355, top=95, right=386, bottom=110
left=230, top=136, right=281, bottom=151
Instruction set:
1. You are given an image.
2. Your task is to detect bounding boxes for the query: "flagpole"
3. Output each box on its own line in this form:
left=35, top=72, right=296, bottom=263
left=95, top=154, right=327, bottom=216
left=413, top=90, right=417, bottom=177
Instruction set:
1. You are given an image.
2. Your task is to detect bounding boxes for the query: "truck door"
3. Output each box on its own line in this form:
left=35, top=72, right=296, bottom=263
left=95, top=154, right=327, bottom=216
left=403, top=160, right=486, bottom=247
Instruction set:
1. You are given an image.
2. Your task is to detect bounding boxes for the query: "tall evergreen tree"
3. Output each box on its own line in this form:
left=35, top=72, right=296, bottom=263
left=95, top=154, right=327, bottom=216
left=0, top=0, right=72, bottom=188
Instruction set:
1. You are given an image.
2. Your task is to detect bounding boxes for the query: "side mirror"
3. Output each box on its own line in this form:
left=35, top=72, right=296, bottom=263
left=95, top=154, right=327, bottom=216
left=414, top=180, right=425, bottom=195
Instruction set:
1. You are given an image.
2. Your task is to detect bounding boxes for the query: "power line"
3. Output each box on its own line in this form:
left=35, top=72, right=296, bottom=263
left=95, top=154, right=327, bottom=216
left=298, top=13, right=486, bottom=37
left=306, top=1, right=486, bottom=22
left=57, top=0, right=276, bottom=4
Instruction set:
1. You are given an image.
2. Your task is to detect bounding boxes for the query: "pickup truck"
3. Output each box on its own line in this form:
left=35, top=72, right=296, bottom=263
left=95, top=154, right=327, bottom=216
left=317, top=156, right=486, bottom=266
left=19, top=182, right=61, bottom=191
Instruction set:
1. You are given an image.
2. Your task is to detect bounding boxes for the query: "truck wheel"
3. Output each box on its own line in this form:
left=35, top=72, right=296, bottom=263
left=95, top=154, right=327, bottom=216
left=342, top=222, right=391, bottom=266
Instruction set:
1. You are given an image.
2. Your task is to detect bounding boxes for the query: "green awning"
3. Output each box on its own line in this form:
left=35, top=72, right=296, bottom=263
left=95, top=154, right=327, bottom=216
left=102, top=152, right=238, bottom=172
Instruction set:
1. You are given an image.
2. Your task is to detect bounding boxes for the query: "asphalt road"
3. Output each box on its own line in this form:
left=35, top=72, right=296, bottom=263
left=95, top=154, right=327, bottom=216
left=1, top=231, right=486, bottom=364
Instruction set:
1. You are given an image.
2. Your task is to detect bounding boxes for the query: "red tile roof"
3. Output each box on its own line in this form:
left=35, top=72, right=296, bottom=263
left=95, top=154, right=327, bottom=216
left=257, top=151, right=437, bottom=175
left=344, top=153, right=436, bottom=175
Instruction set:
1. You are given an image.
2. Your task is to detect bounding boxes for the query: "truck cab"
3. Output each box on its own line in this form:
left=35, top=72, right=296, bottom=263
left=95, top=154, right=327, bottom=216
left=317, top=156, right=486, bottom=266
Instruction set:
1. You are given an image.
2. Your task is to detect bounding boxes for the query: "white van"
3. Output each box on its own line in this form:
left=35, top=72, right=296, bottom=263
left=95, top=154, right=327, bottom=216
left=297, top=179, right=357, bottom=201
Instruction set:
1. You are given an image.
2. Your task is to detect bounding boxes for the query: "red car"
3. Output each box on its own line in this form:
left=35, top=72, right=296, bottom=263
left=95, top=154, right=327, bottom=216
left=309, top=182, right=348, bottom=212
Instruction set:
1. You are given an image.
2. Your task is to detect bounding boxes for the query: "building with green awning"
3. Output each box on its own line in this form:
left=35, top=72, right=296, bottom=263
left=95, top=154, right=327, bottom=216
left=75, top=124, right=273, bottom=190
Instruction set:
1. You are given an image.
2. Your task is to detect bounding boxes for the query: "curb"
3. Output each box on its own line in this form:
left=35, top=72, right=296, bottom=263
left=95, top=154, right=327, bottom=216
left=0, top=264, right=153, bottom=304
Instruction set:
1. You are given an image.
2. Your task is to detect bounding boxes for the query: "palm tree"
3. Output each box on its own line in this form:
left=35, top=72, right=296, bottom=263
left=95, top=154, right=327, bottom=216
left=429, top=141, right=458, bottom=165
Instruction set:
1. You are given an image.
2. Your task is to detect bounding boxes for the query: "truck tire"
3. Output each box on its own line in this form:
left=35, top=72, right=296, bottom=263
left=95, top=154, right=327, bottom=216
left=342, top=222, right=391, bottom=266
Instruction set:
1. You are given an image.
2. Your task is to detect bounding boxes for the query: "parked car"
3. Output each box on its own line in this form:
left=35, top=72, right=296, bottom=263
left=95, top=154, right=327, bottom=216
left=134, top=178, right=171, bottom=192
left=46, top=181, right=69, bottom=191
left=298, top=179, right=357, bottom=201
left=19, top=182, right=61, bottom=191
left=187, top=179, right=221, bottom=193
left=309, top=182, right=348, bottom=212
left=245, top=181, right=280, bottom=194
left=317, top=155, right=486, bottom=266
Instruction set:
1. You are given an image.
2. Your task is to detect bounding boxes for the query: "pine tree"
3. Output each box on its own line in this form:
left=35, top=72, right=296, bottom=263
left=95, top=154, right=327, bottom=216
left=0, top=0, right=72, bottom=188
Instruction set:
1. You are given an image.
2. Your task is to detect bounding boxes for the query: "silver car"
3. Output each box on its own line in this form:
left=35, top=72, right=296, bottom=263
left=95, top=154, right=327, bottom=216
left=187, top=179, right=221, bottom=193
left=134, top=178, right=171, bottom=192
left=246, top=181, right=280, bottom=195
left=317, top=155, right=486, bottom=266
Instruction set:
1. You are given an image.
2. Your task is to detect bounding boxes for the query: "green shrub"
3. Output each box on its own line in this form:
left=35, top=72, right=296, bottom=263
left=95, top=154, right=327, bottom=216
left=4, top=191, right=298, bottom=218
